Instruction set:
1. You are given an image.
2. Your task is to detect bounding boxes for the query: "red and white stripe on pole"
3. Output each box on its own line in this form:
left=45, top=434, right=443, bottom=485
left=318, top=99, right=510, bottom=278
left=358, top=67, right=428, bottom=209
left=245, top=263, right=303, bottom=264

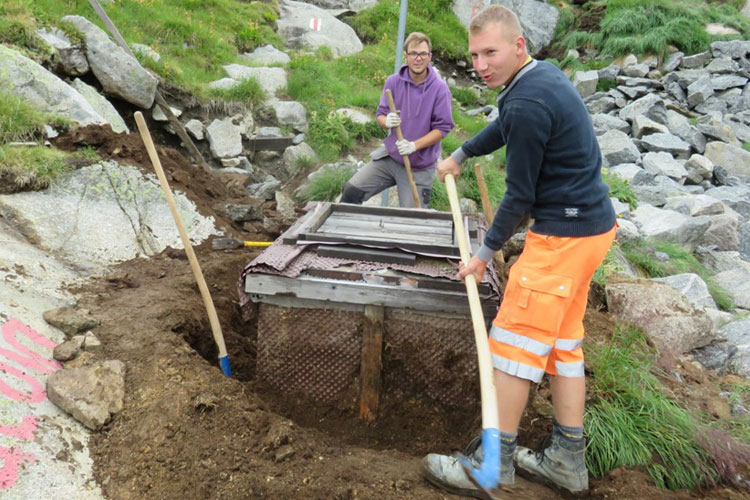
left=309, top=18, right=322, bottom=31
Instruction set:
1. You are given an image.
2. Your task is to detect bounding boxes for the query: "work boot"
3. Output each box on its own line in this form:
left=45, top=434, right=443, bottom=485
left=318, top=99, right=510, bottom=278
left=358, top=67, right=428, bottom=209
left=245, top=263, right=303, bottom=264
left=422, top=435, right=515, bottom=499
left=515, top=432, right=589, bottom=495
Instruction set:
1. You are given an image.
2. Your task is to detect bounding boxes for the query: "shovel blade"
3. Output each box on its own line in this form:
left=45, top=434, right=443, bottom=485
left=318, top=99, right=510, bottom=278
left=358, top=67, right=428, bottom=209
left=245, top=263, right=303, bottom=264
left=211, top=238, right=242, bottom=250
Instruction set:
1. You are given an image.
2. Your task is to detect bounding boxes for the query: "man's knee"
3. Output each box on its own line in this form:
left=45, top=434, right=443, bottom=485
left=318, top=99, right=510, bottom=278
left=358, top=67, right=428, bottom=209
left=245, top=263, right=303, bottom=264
left=340, top=182, right=367, bottom=204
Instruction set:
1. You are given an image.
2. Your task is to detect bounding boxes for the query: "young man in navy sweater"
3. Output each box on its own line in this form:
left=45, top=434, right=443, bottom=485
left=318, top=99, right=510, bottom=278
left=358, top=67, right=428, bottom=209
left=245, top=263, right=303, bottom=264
left=423, top=5, right=616, bottom=497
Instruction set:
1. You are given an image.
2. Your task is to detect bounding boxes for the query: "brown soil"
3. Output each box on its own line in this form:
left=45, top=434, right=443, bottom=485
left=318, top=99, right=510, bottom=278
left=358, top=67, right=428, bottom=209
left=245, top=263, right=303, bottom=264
left=34, top=125, right=750, bottom=499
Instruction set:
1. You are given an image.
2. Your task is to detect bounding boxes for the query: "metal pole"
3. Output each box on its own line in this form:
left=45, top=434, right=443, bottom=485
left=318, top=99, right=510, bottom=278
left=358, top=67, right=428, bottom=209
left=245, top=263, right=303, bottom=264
left=381, top=0, right=409, bottom=206
left=394, top=0, right=408, bottom=73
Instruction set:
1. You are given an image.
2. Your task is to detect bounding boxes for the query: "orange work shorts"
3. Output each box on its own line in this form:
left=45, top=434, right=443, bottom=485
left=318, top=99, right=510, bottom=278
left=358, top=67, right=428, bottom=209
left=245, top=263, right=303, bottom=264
left=489, top=225, right=616, bottom=382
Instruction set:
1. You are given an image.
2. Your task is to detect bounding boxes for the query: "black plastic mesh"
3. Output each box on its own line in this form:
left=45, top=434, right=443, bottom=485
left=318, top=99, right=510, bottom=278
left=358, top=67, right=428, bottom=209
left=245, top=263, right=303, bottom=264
left=256, top=304, right=480, bottom=408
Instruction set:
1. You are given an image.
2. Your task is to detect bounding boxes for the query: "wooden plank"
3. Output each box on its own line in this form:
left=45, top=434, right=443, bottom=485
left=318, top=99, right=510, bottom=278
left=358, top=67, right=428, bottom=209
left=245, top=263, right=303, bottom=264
left=359, top=305, right=384, bottom=422
left=305, top=268, right=491, bottom=295
left=326, top=211, right=452, bottom=228
left=333, top=203, right=453, bottom=221
left=246, top=136, right=294, bottom=152
left=295, top=232, right=461, bottom=257
left=244, top=273, right=496, bottom=315
left=315, top=223, right=452, bottom=244
left=319, top=217, right=454, bottom=239
left=316, top=245, right=417, bottom=265
left=282, top=203, right=332, bottom=244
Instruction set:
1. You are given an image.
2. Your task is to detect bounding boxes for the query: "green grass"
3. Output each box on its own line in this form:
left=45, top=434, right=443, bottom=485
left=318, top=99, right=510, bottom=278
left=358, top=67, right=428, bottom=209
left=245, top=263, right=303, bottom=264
left=558, top=0, right=750, bottom=59
left=300, top=163, right=356, bottom=202
left=207, top=78, right=266, bottom=107
left=0, top=90, right=69, bottom=144
left=621, top=239, right=735, bottom=310
left=348, top=0, right=468, bottom=61
left=12, top=0, right=282, bottom=97
left=0, top=145, right=97, bottom=190
left=602, top=170, right=638, bottom=210
left=450, top=86, right=481, bottom=107
left=592, top=244, right=623, bottom=287
left=743, top=143, right=750, bottom=152
left=586, top=324, right=718, bottom=489
left=429, top=156, right=505, bottom=212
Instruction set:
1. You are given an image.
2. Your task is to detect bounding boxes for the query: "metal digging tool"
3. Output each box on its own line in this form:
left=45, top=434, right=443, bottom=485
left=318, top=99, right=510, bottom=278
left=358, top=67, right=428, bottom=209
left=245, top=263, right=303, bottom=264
left=134, top=111, right=231, bottom=377
left=445, top=173, right=501, bottom=497
left=211, top=238, right=273, bottom=250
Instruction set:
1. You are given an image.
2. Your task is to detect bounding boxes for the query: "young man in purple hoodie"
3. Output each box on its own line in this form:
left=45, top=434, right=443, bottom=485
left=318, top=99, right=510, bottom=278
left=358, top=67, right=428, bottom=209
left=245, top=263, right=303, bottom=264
left=340, top=32, right=454, bottom=207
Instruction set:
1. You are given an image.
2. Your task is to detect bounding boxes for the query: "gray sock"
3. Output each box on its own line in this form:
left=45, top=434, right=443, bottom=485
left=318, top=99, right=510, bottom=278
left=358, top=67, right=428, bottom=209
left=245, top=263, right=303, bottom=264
left=554, top=420, right=584, bottom=442
left=500, top=431, right=517, bottom=451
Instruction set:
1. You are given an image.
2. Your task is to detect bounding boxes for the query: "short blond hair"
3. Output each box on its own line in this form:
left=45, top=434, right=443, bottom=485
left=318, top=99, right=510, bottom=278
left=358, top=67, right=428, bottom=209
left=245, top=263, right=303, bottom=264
left=469, top=5, right=522, bottom=40
left=404, top=32, right=431, bottom=53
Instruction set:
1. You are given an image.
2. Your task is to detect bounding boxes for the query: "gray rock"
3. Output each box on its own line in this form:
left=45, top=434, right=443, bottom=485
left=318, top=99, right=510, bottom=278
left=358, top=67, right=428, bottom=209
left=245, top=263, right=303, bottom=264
left=46, top=360, right=126, bottom=430
left=605, top=278, right=715, bottom=357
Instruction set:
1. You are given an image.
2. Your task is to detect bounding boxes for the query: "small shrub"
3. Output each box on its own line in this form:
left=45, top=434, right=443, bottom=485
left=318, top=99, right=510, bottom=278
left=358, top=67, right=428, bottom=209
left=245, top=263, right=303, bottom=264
left=592, top=245, right=623, bottom=287
left=450, top=86, right=481, bottom=107
left=208, top=78, right=266, bottom=107
left=597, top=77, right=617, bottom=93
left=306, top=111, right=354, bottom=161
left=301, top=163, right=356, bottom=202
left=602, top=170, right=638, bottom=210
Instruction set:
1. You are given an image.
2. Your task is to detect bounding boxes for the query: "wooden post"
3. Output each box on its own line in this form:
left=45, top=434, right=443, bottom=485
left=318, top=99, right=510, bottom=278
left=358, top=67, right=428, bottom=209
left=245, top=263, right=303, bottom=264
left=473, top=163, right=505, bottom=268
left=358, top=305, right=384, bottom=422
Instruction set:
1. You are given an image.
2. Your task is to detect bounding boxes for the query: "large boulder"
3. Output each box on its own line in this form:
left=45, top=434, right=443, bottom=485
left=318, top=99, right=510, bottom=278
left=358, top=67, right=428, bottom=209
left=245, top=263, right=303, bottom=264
left=605, top=277, right=715, bottom=358
left=0, top=45, right=106, bottom=127
left=62, top=15, right=157, bottom=108
left=452, top=0, right=559, bottom=56
left=277, top=0, right=364, bottom=58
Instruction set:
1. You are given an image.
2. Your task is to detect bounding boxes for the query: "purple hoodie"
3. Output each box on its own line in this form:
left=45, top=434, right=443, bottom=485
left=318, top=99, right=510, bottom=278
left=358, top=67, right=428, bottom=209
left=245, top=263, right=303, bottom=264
left=377, top=64, right=454, bottom=170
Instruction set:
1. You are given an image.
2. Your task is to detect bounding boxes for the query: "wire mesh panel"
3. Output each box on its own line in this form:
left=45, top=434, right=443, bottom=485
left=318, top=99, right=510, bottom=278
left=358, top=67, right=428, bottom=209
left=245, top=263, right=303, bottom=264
left=256, top=303, right=481, bottom=408
left=383, top=310, right=479, bottom=408
left=257, top=305, right=363, bottom=404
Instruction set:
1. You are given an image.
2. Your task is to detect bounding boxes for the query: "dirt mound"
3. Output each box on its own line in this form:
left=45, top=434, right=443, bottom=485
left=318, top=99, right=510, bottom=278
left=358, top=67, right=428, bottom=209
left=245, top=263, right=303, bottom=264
left=52, top=125, right=749, bottom=499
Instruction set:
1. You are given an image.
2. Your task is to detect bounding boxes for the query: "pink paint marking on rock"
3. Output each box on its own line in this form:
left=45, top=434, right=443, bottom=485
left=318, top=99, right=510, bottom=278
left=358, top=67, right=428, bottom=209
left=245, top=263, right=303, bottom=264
left=0, top=318, right=61, bottom=374
left=0, top=416, right=38, bottom=441
left=0, top=362, right=46, bottom=403
left=0, top=446, right=37, bottom=490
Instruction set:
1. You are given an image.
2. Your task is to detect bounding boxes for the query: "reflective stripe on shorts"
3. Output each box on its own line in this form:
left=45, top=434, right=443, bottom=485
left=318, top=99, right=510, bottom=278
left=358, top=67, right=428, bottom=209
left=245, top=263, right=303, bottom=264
left=490, top=225, right=616, bottom=381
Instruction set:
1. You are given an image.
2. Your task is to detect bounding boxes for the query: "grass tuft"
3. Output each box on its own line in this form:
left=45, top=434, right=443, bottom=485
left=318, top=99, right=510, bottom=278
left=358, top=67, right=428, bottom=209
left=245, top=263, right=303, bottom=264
left=586, top=324, right=718, bottom=489
left=0, top=145, right=97, bottom=191
left=300, top=163, right=356, bottom=202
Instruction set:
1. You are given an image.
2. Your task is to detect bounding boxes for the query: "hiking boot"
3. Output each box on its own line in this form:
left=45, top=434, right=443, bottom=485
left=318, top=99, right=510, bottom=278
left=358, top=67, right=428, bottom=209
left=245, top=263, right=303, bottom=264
left=422, top=436, right=514, bottom=499
left=515, top=433, right=589, bottom=495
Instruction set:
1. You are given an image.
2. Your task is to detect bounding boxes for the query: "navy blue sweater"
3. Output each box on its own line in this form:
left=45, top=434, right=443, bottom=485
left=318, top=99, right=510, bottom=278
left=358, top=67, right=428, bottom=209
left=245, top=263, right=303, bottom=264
left=452, top=60, right=616, bottom=261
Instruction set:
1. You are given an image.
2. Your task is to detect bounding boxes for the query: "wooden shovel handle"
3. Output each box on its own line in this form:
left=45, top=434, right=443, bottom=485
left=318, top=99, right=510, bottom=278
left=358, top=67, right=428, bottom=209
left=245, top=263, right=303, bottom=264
left=445, top=173, right=499, bottom=431
left=134, top=112, right=228, bottom=359
left=385, top=89, right=421, bottom=208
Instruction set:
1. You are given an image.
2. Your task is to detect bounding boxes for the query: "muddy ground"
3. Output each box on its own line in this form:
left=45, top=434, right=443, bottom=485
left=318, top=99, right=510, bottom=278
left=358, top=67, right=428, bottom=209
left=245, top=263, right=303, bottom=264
left=42, top=124, right=750, bottom=499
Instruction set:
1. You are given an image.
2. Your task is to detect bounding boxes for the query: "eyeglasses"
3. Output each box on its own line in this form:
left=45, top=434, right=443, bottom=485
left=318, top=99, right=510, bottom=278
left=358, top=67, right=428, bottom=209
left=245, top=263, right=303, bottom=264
left=406, top=51, right=430, bottom=60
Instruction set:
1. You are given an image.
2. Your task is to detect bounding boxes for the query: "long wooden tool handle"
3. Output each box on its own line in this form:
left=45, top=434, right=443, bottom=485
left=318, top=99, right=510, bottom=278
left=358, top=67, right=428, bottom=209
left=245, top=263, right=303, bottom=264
left=445, top=173, right=498, bottom=431
left=134, top=112, right=229, bottom=362
left=473, top=163, right=505, bottom=266
left=385, top=89, right=421, bottom=208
